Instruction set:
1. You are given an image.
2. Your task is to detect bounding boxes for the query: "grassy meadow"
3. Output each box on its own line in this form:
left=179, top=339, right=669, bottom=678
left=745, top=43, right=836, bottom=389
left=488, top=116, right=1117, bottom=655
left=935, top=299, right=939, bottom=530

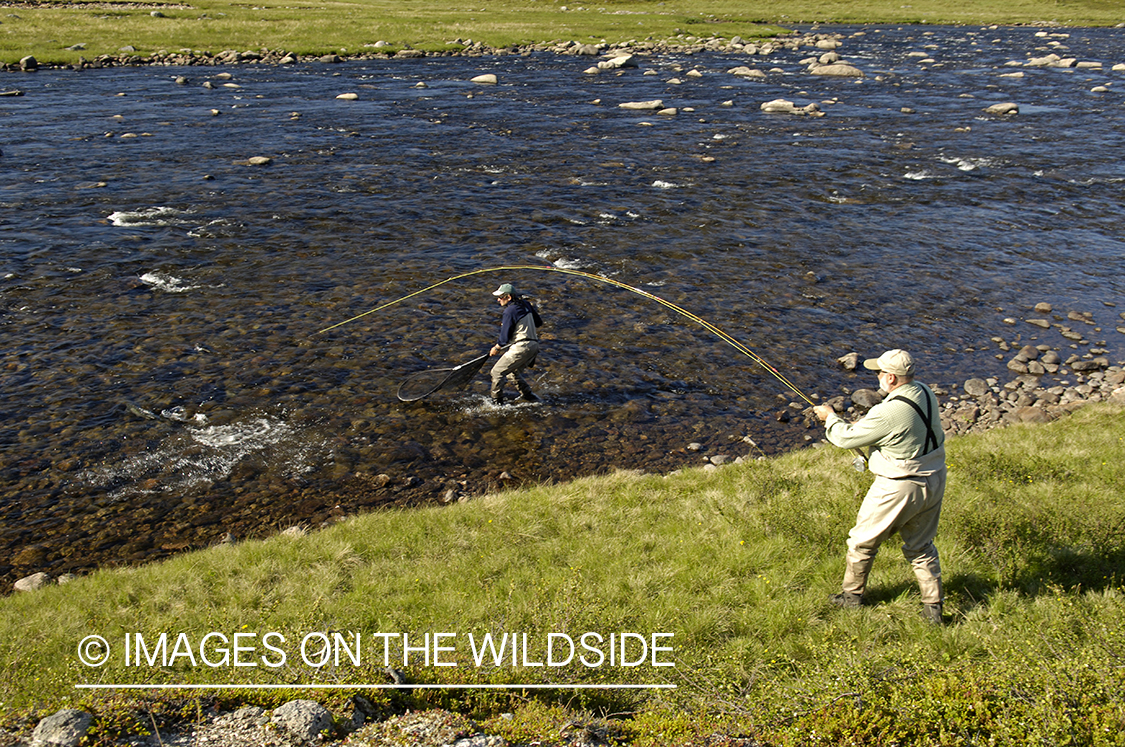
left=1, top=403, right=1123, bottom=744
left=1, top=0, right=1124, bottom=66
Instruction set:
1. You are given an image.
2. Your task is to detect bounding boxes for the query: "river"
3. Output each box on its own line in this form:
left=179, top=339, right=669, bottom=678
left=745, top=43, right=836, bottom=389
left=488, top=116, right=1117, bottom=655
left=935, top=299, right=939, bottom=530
left=1, top=24, right=1123, bottom=587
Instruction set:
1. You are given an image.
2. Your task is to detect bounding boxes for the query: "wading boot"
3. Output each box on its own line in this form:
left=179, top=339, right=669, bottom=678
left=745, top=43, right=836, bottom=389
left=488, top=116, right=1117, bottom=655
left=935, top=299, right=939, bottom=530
left=515, top=380, right=539, bottom=403
left=829, top=591, right=865, bottom=609
left=922, top=602, right=945, bottom=625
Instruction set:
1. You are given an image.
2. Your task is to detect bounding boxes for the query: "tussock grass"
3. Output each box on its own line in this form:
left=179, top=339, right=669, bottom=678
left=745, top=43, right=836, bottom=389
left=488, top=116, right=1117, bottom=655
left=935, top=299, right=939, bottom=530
left=1, top=403, right=1124, bottom=743
left=2, top=0, right=1123, bottom=67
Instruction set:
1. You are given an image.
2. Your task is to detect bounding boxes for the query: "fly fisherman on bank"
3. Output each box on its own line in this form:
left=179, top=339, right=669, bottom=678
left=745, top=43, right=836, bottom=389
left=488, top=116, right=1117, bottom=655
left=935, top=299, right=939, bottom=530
left=813, top=349, right=948, bottom=625
left=489, top=283, right=542, bottom=405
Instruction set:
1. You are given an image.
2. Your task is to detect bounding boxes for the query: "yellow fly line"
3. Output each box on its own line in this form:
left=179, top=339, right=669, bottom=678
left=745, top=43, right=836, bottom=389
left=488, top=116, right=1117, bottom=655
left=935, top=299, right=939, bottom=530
left=315, top=264, right=815, bottom=406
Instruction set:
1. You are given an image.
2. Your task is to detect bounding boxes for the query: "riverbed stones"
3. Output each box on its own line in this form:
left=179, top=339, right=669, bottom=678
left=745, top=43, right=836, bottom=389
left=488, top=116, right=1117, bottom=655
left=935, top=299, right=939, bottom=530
left=1068, top=310, right=1095, bottom=324
left=597, top=54, right=637, bottom=70
left=618, top=99, right=664, bottom=110
left=14, top=543, right=47, bottom=566
left=1071, top=357, right=1110, bottom=372
left=31, top=709, right=92, bottom=747
left=1026, top=53, right=1073, bottom=68
left=728, top=66, right=766, bottom=79
left=336, top=92, right=359, bottom=100
left=760, top=98, right=823, bottom=116
left=470, top=73, right=498, bottom=84
left=19, top=55, right=37, bottom=72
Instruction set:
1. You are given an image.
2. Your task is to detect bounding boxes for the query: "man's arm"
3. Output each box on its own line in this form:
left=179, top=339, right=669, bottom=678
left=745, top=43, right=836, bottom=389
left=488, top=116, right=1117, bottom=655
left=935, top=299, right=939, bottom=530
left=816, top=405, right=893, bottom=451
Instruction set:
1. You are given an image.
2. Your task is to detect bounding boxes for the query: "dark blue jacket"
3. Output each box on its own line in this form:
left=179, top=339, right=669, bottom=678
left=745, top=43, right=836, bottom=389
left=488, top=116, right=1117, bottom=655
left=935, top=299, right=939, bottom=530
left=497, top=298, right=541, bottom=346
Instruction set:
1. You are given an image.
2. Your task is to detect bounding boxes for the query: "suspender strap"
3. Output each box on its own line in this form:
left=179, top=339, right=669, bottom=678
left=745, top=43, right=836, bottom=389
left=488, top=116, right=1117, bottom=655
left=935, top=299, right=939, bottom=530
left=889, top=388, right=939, bottom=455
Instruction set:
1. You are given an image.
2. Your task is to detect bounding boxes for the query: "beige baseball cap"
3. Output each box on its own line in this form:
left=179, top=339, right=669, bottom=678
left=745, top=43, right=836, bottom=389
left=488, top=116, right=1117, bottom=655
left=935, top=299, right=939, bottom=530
left=863, top=349, right=915, bottom=376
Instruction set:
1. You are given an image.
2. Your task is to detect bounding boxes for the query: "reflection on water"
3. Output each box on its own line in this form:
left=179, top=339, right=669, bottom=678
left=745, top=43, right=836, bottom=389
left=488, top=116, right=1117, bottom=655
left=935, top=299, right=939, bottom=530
left=1, top=24, right=1123, bottom=584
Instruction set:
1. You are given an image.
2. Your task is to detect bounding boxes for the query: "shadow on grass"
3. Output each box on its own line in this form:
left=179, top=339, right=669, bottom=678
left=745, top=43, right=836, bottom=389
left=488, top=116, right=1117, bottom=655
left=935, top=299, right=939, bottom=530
left=832, top=543, right=1125, bottom=618
left=946, top=541, right=1125, bottom=613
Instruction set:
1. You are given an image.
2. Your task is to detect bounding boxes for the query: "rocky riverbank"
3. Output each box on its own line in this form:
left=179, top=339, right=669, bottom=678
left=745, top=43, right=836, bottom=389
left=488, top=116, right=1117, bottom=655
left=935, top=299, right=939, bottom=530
left=3, top=700, right=540, bottom=747
left=823, top=303, right=1125, bottom=438
left=4, top=30, right=847, bottom=73
left=8, top=22, right=1125, bottom=78
left=6, top=693, right=706, bottom=747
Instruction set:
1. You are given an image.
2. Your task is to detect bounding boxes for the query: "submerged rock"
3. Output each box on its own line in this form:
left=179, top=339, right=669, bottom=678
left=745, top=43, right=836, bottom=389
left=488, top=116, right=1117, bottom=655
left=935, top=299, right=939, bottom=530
left=760, top=98, right=822, bottom=116
left=728, top=66, right=766, bottom=78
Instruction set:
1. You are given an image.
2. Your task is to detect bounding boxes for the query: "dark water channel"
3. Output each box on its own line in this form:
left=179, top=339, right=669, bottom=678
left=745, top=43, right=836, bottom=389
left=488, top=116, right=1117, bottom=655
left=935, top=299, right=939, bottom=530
left=2, top=25, right=1124, bottom=587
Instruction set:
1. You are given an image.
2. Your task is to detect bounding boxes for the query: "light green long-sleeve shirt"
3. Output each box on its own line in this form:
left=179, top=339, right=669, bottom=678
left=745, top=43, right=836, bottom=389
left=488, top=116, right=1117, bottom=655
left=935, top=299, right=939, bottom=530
left=824, top=381, right=944, bottom=462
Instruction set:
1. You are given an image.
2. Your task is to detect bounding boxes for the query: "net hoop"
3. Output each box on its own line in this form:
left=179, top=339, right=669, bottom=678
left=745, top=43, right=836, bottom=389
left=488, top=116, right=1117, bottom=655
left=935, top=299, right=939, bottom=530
left=396, top=352, right=491, bottom=401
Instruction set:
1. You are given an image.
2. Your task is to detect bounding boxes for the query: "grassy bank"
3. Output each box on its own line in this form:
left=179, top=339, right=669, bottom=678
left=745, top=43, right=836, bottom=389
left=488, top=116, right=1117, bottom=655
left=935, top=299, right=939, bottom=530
left=1, top=0, right=1124, bottom=67
left=2, top=403, right=1123, bottom=744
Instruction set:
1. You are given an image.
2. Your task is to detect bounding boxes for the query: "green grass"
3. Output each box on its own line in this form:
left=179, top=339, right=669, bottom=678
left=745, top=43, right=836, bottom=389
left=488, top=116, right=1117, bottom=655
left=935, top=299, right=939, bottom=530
left=2, top=403, right=1124, bottom=744
left=2, top=0, right=1124, bottom=66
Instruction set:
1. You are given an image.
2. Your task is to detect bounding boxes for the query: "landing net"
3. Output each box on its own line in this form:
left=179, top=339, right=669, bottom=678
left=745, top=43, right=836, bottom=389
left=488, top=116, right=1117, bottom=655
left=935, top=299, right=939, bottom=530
left=396, top=352, right=491, bottom=402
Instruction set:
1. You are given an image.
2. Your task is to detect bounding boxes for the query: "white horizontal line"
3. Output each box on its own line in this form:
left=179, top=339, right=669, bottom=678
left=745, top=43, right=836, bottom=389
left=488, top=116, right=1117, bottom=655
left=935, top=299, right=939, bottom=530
left=75, top=683, right=675, bottom=690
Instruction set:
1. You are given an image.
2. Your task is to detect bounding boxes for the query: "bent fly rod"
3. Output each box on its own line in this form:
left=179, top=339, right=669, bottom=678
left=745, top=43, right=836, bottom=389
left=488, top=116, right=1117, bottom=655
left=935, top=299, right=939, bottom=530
left=315, top=264, right=816, bottom=408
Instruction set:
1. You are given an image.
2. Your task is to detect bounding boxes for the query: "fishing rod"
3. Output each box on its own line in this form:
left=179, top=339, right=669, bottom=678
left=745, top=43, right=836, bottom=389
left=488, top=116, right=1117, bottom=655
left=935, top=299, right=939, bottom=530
left=315, top=264, right=816, bottom=407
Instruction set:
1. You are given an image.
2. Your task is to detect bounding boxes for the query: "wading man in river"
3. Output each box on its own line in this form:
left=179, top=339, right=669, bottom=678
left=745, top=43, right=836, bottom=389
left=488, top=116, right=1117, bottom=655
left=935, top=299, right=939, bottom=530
left=812, top=349, right=947, bottom=625
left=489, top=283, right=542, bottom=405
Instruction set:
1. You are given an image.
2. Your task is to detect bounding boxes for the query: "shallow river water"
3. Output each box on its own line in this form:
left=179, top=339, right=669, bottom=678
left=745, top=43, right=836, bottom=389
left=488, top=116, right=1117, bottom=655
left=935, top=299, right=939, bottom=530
left=2, top=25, right=1124, bottom=586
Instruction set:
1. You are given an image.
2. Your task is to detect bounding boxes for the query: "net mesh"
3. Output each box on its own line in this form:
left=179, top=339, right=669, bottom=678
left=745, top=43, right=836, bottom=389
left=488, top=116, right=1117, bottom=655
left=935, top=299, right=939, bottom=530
left=396, top=352, right=491, bottom=401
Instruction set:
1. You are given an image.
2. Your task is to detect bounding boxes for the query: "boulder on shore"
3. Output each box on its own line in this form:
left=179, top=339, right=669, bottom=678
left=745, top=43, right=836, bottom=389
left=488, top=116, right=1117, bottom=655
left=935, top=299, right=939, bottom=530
left=32, top=709, right=92, bottom=747
left=14, top=572, right=50, bottom=592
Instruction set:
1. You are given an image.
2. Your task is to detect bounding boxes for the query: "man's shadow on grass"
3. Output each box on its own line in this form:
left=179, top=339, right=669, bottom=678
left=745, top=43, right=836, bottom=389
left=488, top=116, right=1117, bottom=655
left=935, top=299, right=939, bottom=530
left=867, top=544, right=1125, bottom=615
